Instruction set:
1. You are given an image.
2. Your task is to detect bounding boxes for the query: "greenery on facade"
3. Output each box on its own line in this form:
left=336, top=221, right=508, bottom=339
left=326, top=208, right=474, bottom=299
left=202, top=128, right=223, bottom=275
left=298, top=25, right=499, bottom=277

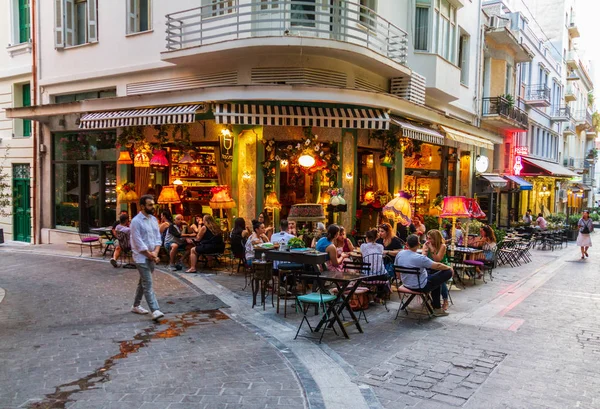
left=116, top=124, right=192, bottom=151
left=0, top=147, right=10, bottom=217
left=499, top=94, right=515, bottom=108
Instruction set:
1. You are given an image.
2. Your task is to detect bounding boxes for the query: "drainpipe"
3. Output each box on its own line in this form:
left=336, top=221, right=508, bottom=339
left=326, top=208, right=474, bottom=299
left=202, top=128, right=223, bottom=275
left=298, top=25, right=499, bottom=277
left=31, top=0, right=38, bottom=244
left=474, top=0, right=484, bottom=128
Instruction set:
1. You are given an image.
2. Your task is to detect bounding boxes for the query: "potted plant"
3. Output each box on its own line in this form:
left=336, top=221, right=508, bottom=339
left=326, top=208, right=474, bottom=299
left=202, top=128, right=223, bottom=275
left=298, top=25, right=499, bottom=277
left=591, top=212, right=600, bottom=228
left=567, top=214, right=582, bottom=241
left=0, top=148, right=10, bottom=244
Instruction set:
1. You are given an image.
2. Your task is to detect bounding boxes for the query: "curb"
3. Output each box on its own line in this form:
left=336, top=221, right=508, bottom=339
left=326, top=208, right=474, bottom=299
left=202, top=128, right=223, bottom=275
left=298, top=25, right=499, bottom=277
left=0, top=287, right=5, bottom=304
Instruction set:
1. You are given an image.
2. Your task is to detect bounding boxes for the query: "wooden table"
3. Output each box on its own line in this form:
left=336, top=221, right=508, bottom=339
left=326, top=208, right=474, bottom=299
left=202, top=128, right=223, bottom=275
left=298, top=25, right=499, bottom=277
left=300, top=271, right=370, bottom=339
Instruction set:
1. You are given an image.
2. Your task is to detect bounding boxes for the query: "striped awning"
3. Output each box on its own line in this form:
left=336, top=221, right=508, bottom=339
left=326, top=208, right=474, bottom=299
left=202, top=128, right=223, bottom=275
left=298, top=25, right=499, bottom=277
left=79, top=104, right=206, bottom=129
left=391, top=117, right=444, bottom=145
left=441, top=126, right=495, bottom=150
left=213, top=103, right=390, bottom=130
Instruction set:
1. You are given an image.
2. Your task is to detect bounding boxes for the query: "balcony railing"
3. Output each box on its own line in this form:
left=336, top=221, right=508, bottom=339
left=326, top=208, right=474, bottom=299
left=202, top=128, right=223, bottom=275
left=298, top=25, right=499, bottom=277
left=524, top=84, right=551, bottom=106
left=482, top=96, right=529, bottom=128
left=165, top=0, right=409, bottom=65
left=551, top=105, right=571, bottom=121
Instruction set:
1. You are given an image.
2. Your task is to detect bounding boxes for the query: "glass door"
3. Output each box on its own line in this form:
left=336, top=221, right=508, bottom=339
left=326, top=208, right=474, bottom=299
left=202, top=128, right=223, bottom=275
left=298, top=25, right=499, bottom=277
left=78, top=161, right=102, bottom=232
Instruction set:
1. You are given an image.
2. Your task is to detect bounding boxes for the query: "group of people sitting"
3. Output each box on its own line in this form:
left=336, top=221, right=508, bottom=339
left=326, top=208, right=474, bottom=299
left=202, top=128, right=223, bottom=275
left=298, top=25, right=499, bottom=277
left=523, top=209, right=548, bottom=230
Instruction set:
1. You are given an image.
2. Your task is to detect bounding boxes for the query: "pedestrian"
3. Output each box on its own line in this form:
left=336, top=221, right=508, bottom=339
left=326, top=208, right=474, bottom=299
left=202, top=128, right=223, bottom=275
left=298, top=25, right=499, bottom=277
left=577, top=210, right=594, bottom=259
left=129, top=194, right=164, bottom=320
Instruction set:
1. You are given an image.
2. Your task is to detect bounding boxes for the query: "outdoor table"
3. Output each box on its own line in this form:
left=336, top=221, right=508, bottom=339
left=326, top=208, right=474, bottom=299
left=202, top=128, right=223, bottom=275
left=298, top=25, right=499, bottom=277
left=90, top=227, right=115, bottom=257
left=254, top=248, right=327, bottom=266
left=299, top=270, right=370, bottom=339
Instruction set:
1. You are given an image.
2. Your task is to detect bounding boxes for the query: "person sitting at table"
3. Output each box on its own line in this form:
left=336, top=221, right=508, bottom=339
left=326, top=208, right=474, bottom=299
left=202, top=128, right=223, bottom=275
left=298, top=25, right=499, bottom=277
left=165, top=214, right=195, bottom=271
left=360, top=229, right=385, bottom=275
left=311, top=222, right=327, bottom=248
left=159, top=210, right=172, bottom=235
left=110, top=213, right=130, bottom=268
left=422, top=229, right=450, bottom=311
left=396, top=222, right=416, bottom=244
left=523, top=209, right=533, bottom=225
left=288, top=220, right=297, bottom=236
left=316, top=224, right=348, bottom=272
left=471, top=225, right=497, bottom=277
left=188, top=214, right=204, bottom=235
left=376, top=223, right=404, bottom=277
left=333, top=226, right=354, bottom=253
left=185, top=215, right=225, bottom=273
left=441, top=223, right=452, bottom=244
left=257, top=211, right=274, bottom=240
left=241, top=220, right=269, bottom=267
left=536, top=213, right=548, bottom=230
left=413, top=217, right=427, bottom=243
left=395, top=234, right=453, bottom=317
left=454, top=221, right=465, bottom=246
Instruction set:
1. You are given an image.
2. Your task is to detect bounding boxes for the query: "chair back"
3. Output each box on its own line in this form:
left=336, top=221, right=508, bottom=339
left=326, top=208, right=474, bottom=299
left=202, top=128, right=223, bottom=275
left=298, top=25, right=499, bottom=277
left=362, top=253, right=386, bottom=276
left=393, top=266, right=424, bottom=291
left=343, top=260, right=371, bottom=275
left=230, top=232, right=245, bottom=257
left=78, top=223, right=99, bottom=243
left=116, top=230, right=132, bottom=252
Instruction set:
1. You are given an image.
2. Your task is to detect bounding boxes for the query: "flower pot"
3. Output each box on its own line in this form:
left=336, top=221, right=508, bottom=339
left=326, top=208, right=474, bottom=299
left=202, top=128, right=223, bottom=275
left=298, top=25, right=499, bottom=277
left=567, top=229, right=578, bottom=241
left=0, top=228, right=4, bottom=244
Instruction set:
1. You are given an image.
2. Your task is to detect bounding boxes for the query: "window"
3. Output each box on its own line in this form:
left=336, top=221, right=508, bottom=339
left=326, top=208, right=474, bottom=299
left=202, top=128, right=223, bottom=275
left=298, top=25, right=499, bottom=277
left=415, top=1, right=430, bottom=51
left=260, top=0, right=278, bottom=9
left=18, top=0, right=30, bottom=43
left=22, top=84, right=31, bottom=137
left=521, top=62, right=529, bottom=84
left=203, top=0, right=234, bottom=18
left=359, top=0, right=377, bottom=29
left=291, top=0, right=315, bottom=27
left=54, top=89, right=116, bottom=104
left=458, top=32, right=469, bottom=85
left=127, top=0, right=151, bottom=34
left=435, top=0, right=457, bottom=63
left=54, top=0, right=98, bottom=48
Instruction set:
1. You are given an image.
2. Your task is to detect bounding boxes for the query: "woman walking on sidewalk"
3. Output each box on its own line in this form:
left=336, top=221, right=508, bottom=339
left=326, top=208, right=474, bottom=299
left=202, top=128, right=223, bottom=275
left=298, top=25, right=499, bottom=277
left=577, top=210, right=594, bottom=259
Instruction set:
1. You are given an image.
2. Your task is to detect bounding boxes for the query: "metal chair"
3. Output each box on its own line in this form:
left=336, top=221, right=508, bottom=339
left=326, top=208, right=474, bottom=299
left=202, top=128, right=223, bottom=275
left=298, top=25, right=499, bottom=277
left=294, top=290, right=339, bottom=344
left=341, top=261, right=371, bottom=323
left=392, top=266, right=434, bottom=320
left=78, top=224, right=101, bottom=257
left=361, top=253, right=391, bottom=312
left=115, top=230, right=136, bottom=268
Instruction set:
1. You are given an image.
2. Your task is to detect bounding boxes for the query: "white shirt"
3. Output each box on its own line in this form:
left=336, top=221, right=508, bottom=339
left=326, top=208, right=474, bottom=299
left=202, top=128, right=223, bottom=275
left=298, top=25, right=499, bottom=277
left=270, top=231, right=296, bottom=269
left=130, top=212, right=162, bottom=264
left=394, top=250, right=433, bottom=289
left=360, top=242, right=385, bottom=275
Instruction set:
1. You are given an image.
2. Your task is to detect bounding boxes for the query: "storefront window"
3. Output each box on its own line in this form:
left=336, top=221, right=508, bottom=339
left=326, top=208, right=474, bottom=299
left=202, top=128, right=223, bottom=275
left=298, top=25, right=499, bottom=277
left=54, top=163, right=80, bottom=229
left=404, top=143, right=443, bottom=216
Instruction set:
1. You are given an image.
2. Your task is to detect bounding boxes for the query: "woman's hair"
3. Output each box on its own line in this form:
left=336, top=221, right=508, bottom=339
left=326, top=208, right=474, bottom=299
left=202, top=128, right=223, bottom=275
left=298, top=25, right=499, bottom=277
left=333, top=226, right=346, bottom=246
left=481, top=225, right=497, bottom=243
left=192, top=214, right=203, bottom=227
left=232, top=217, right=246, bottom=235
left=378, top=223, right=392, bottom=236
left=326, top=224, right=340, bottom=241
left=365, top=229, right=378, bottom=242
left=427, top=229, right=444, bottom=252
left=538, top=213, right=543, bottom=217
left=161, top=209, right=173, bottom=223
left=583, top=210, right=590, bottom=216
left=258, top=211, right=270, bottom=225
left=203, top=215, right=221, bottom=236
left=444, top=223, right=452, bottom=231
left=252, top=220, right=263, bottom=232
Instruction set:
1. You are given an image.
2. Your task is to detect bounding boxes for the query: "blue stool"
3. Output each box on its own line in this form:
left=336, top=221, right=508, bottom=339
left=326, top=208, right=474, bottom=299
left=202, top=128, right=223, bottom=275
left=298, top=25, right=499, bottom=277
left=295, top=292, right=338, bottom=343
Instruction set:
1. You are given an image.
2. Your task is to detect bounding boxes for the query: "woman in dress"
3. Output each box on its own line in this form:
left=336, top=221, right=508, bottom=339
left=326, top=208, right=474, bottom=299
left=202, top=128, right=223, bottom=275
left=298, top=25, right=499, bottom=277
left=185, top=215, right=225, bottom=273
left=423, top=229, right=450, bottom=310
left=230, top=217, right=250, bottom=259
left=376, top=223, right=404, bottom=277
left=360, top=228, right=385, bottom=275
left=189, top=214, right=204, bottom=235
left=316, top=224, right=348, bottom=272
left=472, top=225, right=497, bottom=277
left=577, top=210, right=593, bottom=259
left=257, top=212, right=274, bottom=240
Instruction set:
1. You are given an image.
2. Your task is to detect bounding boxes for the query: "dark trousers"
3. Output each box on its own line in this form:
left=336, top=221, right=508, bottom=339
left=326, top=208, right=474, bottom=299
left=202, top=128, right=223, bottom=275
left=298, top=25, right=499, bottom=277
left=409, top=269, right=453, bottom=309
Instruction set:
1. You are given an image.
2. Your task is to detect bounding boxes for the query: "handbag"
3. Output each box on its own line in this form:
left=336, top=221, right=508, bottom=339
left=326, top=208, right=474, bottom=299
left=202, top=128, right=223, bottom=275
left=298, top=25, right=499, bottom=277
left=581, top=220, right=591, bottom=234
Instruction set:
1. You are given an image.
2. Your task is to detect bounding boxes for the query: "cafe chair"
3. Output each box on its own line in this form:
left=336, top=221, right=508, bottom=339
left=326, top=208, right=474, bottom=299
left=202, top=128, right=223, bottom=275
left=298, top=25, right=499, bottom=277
left=446, top=254, right=476, bottom=287
left=251, top=261, right=274, bottom=310
left=361, top=253, right=391, bottom=312
left=392, top=266, right=434, bottom=320
left=77, top=223, right=102, bottom=257
left=339, top=261, right=371, bottom=323
left=294, top=290, right=338, bottom=344
left=277, top=262, right=304, bottom=318
left=115, top=231, right=136, bottom=269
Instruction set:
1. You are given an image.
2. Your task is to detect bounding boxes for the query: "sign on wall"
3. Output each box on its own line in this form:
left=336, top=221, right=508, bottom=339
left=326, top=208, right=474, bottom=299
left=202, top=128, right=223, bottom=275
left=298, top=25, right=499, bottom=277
left=220, top=129, right=234, bottom=166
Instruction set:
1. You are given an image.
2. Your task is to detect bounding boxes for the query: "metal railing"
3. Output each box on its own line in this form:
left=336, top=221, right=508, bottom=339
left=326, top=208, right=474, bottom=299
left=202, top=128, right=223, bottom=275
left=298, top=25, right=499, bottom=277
left=551, top=105, right=571, bottom=119
left=525, top=84, right=551, bottom=103
left=165, top=0, right=409, bottom=65
left=482, top=96, right=529, bottom=128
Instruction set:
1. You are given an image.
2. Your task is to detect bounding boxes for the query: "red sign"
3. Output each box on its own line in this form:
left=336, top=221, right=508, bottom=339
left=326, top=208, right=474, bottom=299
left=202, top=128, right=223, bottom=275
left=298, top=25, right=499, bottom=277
left=515, top=146, right=529, bottom=155
left=513, top=156, right=523, bottom=175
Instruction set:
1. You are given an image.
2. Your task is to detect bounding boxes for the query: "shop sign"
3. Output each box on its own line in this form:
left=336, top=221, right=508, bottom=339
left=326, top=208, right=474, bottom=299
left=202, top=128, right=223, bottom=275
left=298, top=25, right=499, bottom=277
left=513, top=156, right=523, bottom=175
left=515, top=146, right=529, bottom=155
left=220, top=129, right=234, bottom=165
left=475, top=155, right=489, bottom=173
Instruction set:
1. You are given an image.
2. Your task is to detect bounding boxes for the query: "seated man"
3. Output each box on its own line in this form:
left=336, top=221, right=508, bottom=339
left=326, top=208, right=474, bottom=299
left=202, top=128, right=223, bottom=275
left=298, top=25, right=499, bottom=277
left=110, top=213, right=130, bottom=268
left=270, top=219, right=296, bottom=268
left=394, top=234, right=453, bottom=317
left=165, top=214, right=193, bottom=271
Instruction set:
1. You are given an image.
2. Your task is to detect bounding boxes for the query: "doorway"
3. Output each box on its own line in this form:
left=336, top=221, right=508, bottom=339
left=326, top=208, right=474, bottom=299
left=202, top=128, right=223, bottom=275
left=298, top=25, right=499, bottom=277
left=12, top=164, right=31, bottom=242
left=78, top=161, right=117, bottom=232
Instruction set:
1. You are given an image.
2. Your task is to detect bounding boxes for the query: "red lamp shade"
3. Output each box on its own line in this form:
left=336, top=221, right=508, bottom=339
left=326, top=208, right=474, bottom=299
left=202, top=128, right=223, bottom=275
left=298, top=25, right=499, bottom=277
left=149, top=149, right=169, bottom=168
left=464, top=198, right=486, bottom=219
left=440, top=196, right=470, bottom=218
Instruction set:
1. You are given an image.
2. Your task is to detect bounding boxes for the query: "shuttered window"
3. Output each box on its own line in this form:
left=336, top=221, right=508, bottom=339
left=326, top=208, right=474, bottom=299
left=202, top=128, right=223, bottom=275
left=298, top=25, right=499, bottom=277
left=127, top=0, right=152, bottom=34
left=22, top=84, right=31, bottom=138
left=54, top=0, right=97, bottom=48
left=18, top=0, right=30, bottom=44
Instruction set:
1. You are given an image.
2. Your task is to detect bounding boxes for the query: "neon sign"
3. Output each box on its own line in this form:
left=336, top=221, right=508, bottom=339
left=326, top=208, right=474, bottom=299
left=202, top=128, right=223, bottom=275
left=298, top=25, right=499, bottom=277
left=515, top=146, right=529, bottom=155
left=513, top=156, right=523, bottom=175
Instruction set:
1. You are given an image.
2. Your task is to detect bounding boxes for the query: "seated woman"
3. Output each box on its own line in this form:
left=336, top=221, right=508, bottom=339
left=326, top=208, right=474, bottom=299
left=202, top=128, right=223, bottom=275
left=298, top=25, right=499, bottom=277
left=333, top=226, right=354, bottom=253
left=186, top=215, right=225, bottom=273
left=230, top=217, right=250, bottom=260
left=311, top=222, right=327, bottom=248
left=536, top=213, right=548, bottom=230
left=316, top=225, right=348, bottom=272
left=188, top=214, right=204, bottom=235
left=471, top=225, right=497, bottom=277
left=423, top=229, right=450, bottom=311
left=360, top=228, right=385, bottom=275
left=413, top=217, right=427, bottom=243
left=257, top=212, right=274, bottom=241
left=376, top=223, right=404, bottom=277
left=441, top=223, right=453, bottom=244
left=243, top=220, right=270, bottom=266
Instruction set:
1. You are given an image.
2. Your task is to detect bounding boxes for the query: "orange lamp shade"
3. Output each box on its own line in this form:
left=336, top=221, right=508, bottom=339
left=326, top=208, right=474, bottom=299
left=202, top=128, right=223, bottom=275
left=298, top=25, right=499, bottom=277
left=364, top=191, right=375, bottom=203
left=382, top=191, right=412, bottom=226
left=157, top=186, right=181, bottom=204
left=264, top=192, right=282, bottom=210
left=117, top=150, right=133, bottom=165
left=209, top=186, right=236, bottom=209
left=440, top=196, right=470, bottom=218
left=134, top=151, right=150, bottom=168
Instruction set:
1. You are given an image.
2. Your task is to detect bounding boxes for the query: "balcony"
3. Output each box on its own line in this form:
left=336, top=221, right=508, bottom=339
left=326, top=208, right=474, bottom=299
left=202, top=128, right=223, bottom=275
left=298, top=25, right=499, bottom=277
left=550, top=106, right=571, bottom=122
left=161, top=0, right=410, bottom=77
left=486, top=15, right=533, bottom=63
left=481, top=96, right=529, bottom=131
left=563, top=121, right=576, bottom=135
left=566, top=50, right=579, bottom=70
left=568, top=17, right=580, bottom=38
left=565, top=85, right=578, bottom=102
left=524, top=84, right=551, bottom=107
left=411, top=53, right=461, bottom=103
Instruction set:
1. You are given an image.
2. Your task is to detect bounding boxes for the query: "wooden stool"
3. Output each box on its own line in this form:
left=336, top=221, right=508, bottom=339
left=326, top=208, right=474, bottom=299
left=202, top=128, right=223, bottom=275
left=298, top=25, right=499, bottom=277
left=252, top=261, right=274, bottom=310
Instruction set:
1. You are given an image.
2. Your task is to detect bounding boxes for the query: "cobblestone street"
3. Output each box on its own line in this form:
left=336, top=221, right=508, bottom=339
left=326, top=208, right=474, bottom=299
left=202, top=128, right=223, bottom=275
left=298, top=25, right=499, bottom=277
left=1, top=239, right=599, bottom=409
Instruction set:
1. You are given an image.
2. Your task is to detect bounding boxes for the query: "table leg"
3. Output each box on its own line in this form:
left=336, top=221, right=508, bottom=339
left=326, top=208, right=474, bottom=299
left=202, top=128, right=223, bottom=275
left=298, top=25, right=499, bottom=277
left=334, top=280, right=364, bottom=334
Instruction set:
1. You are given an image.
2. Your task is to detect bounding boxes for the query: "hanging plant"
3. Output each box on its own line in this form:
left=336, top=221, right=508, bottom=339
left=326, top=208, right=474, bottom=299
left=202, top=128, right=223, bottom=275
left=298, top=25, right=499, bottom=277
left=172, top=124, right=192, bottom=151
left=117, top=126, right=145, bottom=148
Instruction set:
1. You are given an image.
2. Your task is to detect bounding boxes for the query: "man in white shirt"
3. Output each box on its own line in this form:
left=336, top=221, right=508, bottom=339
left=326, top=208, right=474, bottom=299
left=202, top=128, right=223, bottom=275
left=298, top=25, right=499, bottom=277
left=394, top=235, right=453, bottom=317
left=270, top=219, right=296, bottom=270
left=130, top=195, right=164, bottom=321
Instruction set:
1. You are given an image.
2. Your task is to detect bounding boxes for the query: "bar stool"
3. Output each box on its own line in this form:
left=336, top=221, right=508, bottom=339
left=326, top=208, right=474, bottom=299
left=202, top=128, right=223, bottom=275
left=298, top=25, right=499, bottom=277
left=277, top=262, right=304, bottom=317
left=251, top=261, right=274, bottom=310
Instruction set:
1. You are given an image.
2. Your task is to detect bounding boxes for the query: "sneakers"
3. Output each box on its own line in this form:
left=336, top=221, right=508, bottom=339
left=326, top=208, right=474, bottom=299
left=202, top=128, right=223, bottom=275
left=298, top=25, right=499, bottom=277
left=131, top=305, right=149, bottom=315
left=167, top=265, right=177, bottom=271
left=151, top=310, right=165, bottom=321
left=433, top=308, right=449, bottom=317
left=110, top=259, right=118, bottom=268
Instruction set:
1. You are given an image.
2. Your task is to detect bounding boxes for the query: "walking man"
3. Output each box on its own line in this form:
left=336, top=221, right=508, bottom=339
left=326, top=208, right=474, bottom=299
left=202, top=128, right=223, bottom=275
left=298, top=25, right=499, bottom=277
left=130, top=194, right=164, bottom=320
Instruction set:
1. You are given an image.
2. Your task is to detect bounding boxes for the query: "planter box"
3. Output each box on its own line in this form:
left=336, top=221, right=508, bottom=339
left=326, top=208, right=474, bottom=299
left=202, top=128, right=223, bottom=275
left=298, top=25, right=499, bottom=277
left=0, top=228, right=3, bottom=244
left=567, top=229, right=578, bottom=241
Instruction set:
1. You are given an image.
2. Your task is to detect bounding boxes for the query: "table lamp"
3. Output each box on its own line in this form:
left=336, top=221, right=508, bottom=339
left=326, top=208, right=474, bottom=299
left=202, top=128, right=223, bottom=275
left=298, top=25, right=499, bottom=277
left=209, top=186, right=236, bottom=219
left=157, top=185, right=181, bottom=214
left=440, top=196, right=470, bottom=250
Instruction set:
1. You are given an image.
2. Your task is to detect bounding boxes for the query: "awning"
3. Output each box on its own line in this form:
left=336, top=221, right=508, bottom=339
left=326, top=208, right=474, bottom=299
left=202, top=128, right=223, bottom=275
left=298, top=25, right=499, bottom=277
left=522, top=157, right=578, bottom=177
left=440, top=126, right=495, bottom=150
left=391, top=117, right=444, bottom=145
left=570, top=183, right=592, bottom=191
left=213, top=103, right=389, bottom=130
left=79, top=104, right=206, bottom=129
left=503, top=175, right=533, bottom=190
left=479, top=173, right=508, bottom=188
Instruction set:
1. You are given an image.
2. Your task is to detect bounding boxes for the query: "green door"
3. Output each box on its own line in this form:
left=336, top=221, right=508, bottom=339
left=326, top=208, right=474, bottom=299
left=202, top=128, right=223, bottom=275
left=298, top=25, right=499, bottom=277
left=13, top=164, right=31, bottom=242
left=22, top=84, right=31, bottom=137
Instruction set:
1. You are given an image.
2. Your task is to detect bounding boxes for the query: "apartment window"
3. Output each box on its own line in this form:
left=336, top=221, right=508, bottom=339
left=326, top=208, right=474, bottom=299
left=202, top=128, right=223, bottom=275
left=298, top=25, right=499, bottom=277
left=458, top=32, right=469, bottom=85
left=22, top=84, right=31, bottom=137
left=18, top=0, right=31, bottom=43
left=435, top=0, right=457, bottom=63
left=54, top=89, right=116, bottom=104
left=127, top=0, right=151, bottom=34
left=359, top=0, right=377, bottom=29
left=291, top=0, right=315, bottom=27
left=260, top=0, right=278, bottom=9
left=54, top=0, right=98, bottom=48
left=521, top=63, right=529, bottom=84
left=414, top=0, right=430, bottom=51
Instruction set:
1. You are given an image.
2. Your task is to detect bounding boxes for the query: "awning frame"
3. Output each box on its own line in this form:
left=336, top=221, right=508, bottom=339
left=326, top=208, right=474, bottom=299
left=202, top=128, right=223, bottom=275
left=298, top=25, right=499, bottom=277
left=391, top=117, right=444, bottom=145
left=521, top=157, right=578, bottom=178
left=441, top=126, right=496, bottom=150
left=79, top=104, right=206, bottom=129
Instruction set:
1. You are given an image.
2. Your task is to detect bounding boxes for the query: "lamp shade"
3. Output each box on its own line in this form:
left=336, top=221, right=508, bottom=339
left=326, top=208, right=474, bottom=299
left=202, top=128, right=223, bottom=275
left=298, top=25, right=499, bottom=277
left=264, top=192, right=282, bottom=210
left=382, top=191, right=413, bottom=226
left=179, top=151, right=195, bottom=164
left=209, top=186, right=235, bottom=209
left=157, top=185, right=181, bottom=204
left=464, top=198, right=486, bottom=219
left=149, top=149, right=169, bottom=168
left=440, top=196, right=470, bottom=218
left=117, top=150, right=133, bottom=165
left=173, top=179, right=183, bottom=185
left=133, top=151, right=150, bottom=168
left=298, top=153, right=315, bottom=168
